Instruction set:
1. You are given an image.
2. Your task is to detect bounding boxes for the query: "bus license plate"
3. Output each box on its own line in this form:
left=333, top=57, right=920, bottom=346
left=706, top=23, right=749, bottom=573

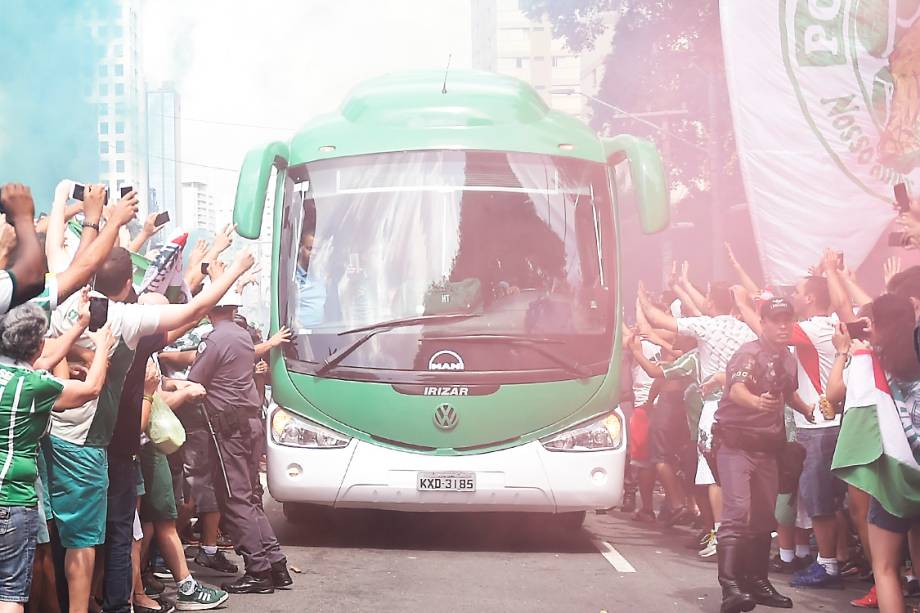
left=417, top=472, right=476, bottom=492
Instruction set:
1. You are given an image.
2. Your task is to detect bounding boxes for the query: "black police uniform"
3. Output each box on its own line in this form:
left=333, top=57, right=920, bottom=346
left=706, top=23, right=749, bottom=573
left=188, top=318, right=290, bottom=592
left=712, top=335, right=796, bottom=612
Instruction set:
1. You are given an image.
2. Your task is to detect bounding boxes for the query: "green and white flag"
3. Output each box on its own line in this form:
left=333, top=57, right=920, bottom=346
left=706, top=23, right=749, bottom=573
left=831, top=350, right=920, bottom=518
left=720, top=1, right=920, bottom=284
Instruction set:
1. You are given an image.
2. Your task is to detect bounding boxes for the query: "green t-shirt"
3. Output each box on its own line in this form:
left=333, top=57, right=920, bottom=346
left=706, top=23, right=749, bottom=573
left=0, top=358, right=64, bottom=506
left=660, top=350, right=704, bottom=442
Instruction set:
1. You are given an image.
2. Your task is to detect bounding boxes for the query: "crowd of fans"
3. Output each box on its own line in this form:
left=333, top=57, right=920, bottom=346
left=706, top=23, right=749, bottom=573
left=0, top=180, right=290, bottom=613
left=619, top=217, right=920, bottom=612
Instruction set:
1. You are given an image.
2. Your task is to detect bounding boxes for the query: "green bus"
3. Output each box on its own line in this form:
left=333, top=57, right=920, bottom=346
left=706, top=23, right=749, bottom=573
left=233, top=70, right=668, bottom=526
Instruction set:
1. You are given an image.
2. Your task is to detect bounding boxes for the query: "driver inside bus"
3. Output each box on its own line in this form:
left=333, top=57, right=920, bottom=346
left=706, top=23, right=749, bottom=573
left=295, top=229, right=327, bottom=328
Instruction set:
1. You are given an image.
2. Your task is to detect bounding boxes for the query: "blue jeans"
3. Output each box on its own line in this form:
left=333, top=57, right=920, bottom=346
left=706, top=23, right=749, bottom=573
left=0, top=506, right=38, bottom=603
left=103, top=454, right=139, bottom=613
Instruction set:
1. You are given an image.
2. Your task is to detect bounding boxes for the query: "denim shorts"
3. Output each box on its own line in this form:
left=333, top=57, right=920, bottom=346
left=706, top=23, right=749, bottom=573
left=0, top=506, right=39, bottom=602
left=868, top=497, right=920, bottom=535
left=796, top=426, right=846, bottom=517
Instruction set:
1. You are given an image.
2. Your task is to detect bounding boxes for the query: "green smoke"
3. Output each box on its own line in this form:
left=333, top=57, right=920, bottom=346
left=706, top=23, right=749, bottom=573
left=0, top=0, right=117, bottom=212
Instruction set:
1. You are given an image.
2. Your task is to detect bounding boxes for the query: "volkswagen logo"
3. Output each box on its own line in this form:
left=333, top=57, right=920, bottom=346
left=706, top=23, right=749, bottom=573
left=433, top=403, right=459, bottom=431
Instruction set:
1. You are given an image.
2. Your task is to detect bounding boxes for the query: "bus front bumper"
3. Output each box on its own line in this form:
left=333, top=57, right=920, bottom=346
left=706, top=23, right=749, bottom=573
left=266, top=436, right=625, bottom=513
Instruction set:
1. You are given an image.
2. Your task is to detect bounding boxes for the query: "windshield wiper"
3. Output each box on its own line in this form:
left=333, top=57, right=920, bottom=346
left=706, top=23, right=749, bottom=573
left=424, top=334, right=587, bottom=378
left=314, top=314, right=480, bottom=376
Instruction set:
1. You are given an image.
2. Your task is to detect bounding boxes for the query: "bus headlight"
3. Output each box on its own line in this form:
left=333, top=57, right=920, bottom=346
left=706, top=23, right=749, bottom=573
left=541, top=412, right=623, bottom=452
left=270, top=407, right=351, bottom=449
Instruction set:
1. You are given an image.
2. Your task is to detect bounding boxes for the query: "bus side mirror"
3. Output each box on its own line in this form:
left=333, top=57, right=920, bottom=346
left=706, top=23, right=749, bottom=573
left=602, top=135, right=669, bottom=234
left=233, top=141, right=289, bottom=239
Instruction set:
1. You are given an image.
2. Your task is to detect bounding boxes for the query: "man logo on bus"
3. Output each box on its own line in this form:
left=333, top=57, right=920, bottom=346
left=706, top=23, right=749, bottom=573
left=428, top=350, right=465, bottom=371
left=433, top=403, right=459, bottom=431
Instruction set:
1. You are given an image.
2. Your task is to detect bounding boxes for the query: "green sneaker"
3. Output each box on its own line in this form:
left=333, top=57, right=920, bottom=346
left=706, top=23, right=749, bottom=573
left=175, top=583, right=230, bottom=611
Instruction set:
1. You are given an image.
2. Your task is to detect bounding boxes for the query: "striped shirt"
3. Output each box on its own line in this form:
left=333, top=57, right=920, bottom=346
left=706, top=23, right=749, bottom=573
left=677, top=315, right=756, bottom=381
left=886, top=377, right=920, bottom=459
left=0, top=357, right=64, bottom=506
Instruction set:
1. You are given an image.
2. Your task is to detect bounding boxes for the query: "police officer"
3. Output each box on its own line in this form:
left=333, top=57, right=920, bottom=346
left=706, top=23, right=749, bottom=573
left=712, top=298, right=806, bottom=613
left=187, top=286, right=292, bottom=594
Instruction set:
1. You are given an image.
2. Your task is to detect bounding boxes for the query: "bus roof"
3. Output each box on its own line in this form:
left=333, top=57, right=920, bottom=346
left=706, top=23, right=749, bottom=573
left=287, top=70, right=607, bottom=166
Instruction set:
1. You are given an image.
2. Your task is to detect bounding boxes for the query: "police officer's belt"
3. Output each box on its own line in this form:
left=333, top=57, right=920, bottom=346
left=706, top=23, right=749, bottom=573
left=206, top=408, right=252, bottom=437
left=712, top=423, right=785, bottom=453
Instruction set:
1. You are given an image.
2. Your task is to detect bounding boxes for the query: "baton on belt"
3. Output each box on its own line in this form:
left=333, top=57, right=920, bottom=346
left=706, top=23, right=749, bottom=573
left=199, top=405, right=232, bottom=499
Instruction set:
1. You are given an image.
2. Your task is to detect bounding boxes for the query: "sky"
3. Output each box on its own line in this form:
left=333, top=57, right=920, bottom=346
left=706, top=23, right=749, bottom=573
left=142, top=0, right=473, bottom=212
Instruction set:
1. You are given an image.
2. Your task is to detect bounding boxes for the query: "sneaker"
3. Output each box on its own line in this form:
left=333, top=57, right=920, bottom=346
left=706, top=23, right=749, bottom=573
left=216, top=533, right=234, bottom=551
left=905, top=578, right=920, bottom=597
left=850, top=585, right=878, bottom=608
left=698, top=532, right=717, bottom=558
left=152, top=566, right=173, bottom=581
left=194, top=549, right=239, bottom=575
left=790, top=561, right=845, bottom=589
left=686, top=529, right=711, bottom=550
left=184, top=544, right=200, bottom=561
left=770, top=554, right=795, bottom=574
left=840, top=559, right=866, bottom=578
left=176, top=583, right=230, bottom=611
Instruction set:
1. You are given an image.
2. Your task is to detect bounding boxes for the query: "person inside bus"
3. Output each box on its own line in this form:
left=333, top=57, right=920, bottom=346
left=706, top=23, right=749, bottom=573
left=295, top=220, right=327, bottom=329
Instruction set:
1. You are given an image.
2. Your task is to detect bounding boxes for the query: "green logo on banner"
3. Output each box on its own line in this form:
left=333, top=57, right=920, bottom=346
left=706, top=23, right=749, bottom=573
left=781, top=0, right=920, bottom=196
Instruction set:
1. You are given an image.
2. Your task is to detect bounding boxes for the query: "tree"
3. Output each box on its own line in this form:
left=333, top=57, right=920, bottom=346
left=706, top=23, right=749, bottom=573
left=522, top=0, right=758, bottom=285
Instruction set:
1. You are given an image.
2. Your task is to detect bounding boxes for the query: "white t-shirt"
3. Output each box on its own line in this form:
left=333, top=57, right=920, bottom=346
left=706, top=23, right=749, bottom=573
left=677, top=315, right=756, bottom=381
left=631, top=340, right=661, bottom=406
left=47, top=292, right=161, bottom=446
left=790, top=315, right=840, bottom=428
left=0, top=270, right=15, bottom=315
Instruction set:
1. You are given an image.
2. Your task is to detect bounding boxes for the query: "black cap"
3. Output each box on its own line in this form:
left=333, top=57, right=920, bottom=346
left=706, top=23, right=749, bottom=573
left=760, top=297, right=795, bottom=320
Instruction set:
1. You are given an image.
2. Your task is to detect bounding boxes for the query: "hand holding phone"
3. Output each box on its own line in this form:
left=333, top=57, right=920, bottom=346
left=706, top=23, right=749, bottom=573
left=154, top=211, right=169, bottom=227
left=845, top=320, right=870, bottom=341
left=200, top=262, right=209, bottom=275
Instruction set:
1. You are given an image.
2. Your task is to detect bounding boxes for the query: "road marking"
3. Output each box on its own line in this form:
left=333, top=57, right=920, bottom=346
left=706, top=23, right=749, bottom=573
left=592, top=538, right=636, bottom=573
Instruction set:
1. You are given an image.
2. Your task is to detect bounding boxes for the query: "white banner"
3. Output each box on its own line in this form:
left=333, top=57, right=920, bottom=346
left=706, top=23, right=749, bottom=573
left=720, top=0, right=920, bottom=284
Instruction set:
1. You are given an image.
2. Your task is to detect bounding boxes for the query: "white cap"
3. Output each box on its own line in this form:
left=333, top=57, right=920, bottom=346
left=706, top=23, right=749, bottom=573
left=204, top=277, right=243, bottom=308
left=215, top=286, right=244, bottom=308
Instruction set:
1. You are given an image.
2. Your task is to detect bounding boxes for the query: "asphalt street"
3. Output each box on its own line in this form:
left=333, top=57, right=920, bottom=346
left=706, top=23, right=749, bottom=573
left=166, top=493, right=895, bottom=613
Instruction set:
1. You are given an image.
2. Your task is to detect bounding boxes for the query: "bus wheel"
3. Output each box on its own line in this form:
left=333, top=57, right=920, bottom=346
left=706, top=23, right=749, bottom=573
left=282, top=502, right=331, bottom=525
left=555, top=511, right=587, bottom=531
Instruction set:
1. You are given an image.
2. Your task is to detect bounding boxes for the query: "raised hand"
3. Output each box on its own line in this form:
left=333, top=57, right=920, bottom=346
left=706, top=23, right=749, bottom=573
left=82, top=184, right=108, bottom=223
left=883, top=255, right=902, bottom=287
left=142, top=212, right=165, bottom=237
left=206, top=259, right=226, bottom=281
left=211, top=223, right=236, bottom=255
left=231, top=248, right=255, bottom=273
left=108, top=190, right=139, bottom=227
left=0, top=183, right=36, bottom=222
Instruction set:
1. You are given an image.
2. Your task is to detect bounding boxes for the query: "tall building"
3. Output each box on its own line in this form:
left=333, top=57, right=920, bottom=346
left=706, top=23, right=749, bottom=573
left=181, top=180, right=221, bottom=236
left=85, top=0, right=148, bottom=214
left=146, top=84, right=182, bottom=234
left=470, top=0, right=616, bottom=120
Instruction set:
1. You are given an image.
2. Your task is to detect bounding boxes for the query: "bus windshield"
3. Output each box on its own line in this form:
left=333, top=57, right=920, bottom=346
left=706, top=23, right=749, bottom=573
left=279, top=149, right=616, bottom=382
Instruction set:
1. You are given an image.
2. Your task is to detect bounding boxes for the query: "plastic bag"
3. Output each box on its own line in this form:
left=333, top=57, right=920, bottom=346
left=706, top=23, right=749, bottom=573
left=147, top=394, right=186, bottom=455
